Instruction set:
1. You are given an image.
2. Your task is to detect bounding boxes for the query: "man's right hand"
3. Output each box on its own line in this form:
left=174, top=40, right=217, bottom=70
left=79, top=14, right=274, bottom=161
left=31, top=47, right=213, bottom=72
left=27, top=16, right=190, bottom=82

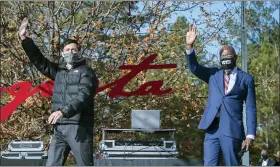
left=186, top=24, right=197, bottom=50
left=18, top=17, right=29, bottom=40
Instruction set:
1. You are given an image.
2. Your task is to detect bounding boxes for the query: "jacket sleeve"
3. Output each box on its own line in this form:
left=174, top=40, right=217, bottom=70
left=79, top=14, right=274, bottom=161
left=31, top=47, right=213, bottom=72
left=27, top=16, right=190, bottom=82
left=185, top=49, right=219, bottom=83
left=245, top=77, right=257, bottom=137
left=62, top=68, right=98, bottom=118
left=21, top=37, right=58, bottom=80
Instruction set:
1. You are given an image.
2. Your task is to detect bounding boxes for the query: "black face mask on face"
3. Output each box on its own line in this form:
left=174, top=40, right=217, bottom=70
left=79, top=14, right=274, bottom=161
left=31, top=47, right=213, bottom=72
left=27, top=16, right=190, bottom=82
left=220, top=57, right=236, bottom=70
left=262, top=155, right=269, bottom=160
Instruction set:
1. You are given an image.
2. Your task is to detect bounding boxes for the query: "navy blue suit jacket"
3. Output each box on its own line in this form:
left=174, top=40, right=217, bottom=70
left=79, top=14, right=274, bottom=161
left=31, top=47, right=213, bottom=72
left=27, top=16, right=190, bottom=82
left=186, top=50, right=257, bottom=140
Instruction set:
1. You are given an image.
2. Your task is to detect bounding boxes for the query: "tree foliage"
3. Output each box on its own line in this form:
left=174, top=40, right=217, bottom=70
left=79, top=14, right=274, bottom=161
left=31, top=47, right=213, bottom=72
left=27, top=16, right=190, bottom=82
left=1, top=1, right=276, bottom=164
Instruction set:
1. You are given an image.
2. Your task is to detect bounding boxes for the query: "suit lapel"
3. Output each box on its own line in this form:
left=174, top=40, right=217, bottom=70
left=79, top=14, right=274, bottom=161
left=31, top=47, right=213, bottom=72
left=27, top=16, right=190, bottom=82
left=215, top=70, right=224, bottom=95
left=227, top=68, right=243, bottom=95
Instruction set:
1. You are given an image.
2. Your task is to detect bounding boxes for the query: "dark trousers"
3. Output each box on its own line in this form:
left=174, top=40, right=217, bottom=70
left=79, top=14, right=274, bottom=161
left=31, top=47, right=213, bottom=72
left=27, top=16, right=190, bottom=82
left=203, top=118, right=242, bottom=166
left=46, top=124, right=93, bottom=166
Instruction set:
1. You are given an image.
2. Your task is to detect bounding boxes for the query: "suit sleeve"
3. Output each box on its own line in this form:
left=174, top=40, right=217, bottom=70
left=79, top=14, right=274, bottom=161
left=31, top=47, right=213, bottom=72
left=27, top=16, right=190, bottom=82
left=185, top=49, right=219, bottom=83
left=62, top=69, right=98, bottom=118
left=21, top=37, right=58, bottom=80
left=245, top=77, right=257, bottom=137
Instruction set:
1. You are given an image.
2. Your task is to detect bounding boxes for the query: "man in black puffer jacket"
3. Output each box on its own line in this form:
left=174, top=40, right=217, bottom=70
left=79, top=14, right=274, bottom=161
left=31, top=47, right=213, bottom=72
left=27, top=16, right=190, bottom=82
left=19, top=18, right=97, bottom=166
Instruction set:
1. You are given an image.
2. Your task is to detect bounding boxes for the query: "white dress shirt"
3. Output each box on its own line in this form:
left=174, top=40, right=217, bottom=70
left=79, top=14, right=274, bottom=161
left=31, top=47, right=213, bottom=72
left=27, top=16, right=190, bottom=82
left=186, top=48, right=255, bottom=140
left=261, top=159, right=269, bottom=166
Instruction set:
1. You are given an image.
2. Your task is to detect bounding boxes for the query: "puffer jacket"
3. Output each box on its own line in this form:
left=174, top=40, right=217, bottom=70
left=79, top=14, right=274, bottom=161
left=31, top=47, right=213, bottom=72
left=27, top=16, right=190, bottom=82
left=22, top=37, right=97, bottom=126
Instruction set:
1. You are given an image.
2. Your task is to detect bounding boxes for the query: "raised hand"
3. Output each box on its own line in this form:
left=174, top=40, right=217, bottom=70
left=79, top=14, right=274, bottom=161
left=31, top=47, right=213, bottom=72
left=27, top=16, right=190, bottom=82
left=18, top=17, right=29, bottom=40
left=186, top=24, right=197, bottom=48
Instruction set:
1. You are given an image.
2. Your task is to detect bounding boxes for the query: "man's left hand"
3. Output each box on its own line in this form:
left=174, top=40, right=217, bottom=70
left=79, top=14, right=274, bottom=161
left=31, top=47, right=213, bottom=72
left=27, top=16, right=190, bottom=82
left=48, top=111, right=63, bottom=124
left=242, top=138, right=254, bottom=151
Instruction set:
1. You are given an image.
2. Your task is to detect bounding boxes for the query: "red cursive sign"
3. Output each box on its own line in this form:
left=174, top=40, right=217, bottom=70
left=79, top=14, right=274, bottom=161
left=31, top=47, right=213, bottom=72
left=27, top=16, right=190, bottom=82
left=0, top=54, right=176, bottom=122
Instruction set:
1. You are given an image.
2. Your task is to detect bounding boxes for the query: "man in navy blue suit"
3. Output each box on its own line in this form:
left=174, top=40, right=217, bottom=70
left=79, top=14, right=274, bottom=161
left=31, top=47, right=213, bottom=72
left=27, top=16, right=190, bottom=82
left=185, top=24, right=257, bottom=166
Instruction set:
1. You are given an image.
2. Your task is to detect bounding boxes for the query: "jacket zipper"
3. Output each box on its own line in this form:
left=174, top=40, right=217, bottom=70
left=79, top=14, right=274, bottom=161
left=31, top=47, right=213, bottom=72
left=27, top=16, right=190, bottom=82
left=63, top=70, right=68, bottom=108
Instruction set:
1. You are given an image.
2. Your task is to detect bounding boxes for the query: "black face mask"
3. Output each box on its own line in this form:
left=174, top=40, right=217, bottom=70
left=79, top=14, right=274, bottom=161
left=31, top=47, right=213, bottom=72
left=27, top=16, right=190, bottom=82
left=220, top=58, right=236, bottom=70
left=262, top=155, right=268, bottom=160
